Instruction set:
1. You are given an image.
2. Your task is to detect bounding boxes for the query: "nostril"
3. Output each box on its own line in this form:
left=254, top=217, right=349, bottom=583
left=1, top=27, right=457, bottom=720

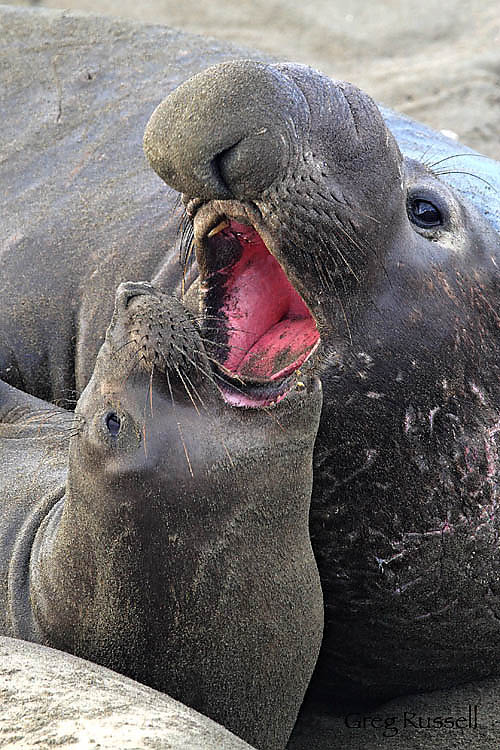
left=115, top=282, right=155, bottom=310
left=208, top=142, right=243, bottom=200
left=215, top=132, right=281, bottom=199
left=193, top=154, right=233, bottom=201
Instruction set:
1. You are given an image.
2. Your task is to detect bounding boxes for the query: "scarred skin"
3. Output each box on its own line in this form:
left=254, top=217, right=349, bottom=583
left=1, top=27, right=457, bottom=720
left=0, top=282, right=323, bottom=750
left=1, top=7, right=499, bottom=725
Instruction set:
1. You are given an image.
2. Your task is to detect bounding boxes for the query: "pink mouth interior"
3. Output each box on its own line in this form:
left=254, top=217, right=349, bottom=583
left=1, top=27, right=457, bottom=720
left=208, top=221, right=319, bottom=404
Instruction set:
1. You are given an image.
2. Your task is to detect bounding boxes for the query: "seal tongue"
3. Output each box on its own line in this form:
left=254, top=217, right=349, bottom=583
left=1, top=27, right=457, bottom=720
left=214, top=221, right=319, bottom=380
left=237, top=318, right=316, bottom=379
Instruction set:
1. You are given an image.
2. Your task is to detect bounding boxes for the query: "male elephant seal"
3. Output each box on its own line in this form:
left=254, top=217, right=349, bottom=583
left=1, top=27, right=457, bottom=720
left=0, top=282, right=323, bottom=750
left=143, top=60, right=500, bottom=706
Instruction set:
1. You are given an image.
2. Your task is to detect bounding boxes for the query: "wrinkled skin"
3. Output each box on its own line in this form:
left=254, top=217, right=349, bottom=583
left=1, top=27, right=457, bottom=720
left=0, top=282, right=323, bottom=750
left=1, top=5, right=500, bottom=732
left=143, top=61, right=500, bottom=705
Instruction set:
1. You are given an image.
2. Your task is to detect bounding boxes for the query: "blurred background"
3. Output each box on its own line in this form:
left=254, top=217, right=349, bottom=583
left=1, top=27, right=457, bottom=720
left=5, top=0, right=500, bottom=158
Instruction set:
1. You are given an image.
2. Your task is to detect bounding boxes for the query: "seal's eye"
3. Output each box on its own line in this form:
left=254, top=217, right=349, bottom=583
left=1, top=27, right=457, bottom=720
left=408, top=198, right=443, bottom=229
left=105, top=412, right=121, bottom=437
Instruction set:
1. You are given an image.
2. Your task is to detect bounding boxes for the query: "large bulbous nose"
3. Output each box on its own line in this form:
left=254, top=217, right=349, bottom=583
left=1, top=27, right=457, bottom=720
left=143, top=60, right=301, bottom=201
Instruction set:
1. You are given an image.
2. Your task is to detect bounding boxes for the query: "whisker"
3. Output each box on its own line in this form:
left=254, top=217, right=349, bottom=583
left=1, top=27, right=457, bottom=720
left=141, top=362, right=154, bottom=457
left=432, top=169, right=497, bottom=192
left=192, top=316, right=263, bottom=337
left=427, top=152, right=493, bottom=170
left=319, top=226, right=362, bottom=285
left=174, top=364, right=201, bottom=416
left=181, top=237, right=196, bottom=298
left=114, top=337, right=140, bottom=354
left=166, top=369, right=194, bottom=477
left=149, top=364, right=154, bottom=419
left=198, top=335, right=249, bottom=353
left=169, top=341, right=285, bottom=430
left=333, top=285, right=353, bottom=346
left=123, top=350, right=147, bottom=383
left=180, top=369, right=208, bottom=411
left=5, top=409, right=85, bottom=442
left=179, top=367, right=235, bottom=468
left=418, top=144, right=435, bottom=167
left=170, top=342, right=226, bottom=388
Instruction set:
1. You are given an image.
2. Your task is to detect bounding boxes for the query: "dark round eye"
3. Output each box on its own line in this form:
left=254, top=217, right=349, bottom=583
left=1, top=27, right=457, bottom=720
left=105, top=412, right=121, bottom=437
left=408, top=198, right=443, bottom=229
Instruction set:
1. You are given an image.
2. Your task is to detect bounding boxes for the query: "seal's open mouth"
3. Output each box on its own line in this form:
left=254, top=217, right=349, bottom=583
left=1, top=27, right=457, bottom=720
left=193, top=215, right=320, bottom=407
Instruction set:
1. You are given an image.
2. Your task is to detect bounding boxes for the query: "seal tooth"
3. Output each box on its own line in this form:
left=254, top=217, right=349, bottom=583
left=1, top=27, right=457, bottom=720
left=207, top=219, right=230, bottom=238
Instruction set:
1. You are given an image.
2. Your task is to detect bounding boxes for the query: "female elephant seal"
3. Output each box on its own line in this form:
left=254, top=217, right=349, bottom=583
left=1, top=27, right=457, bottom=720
left=0, top=282, right=323, bottom=750
left=143, top=60, right=500, bottom=705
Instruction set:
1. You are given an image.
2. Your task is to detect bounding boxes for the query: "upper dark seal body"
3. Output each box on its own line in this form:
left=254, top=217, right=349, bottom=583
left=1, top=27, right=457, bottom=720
left=0, top=282, right=323, bottom=750
left=1, top=2, right=500, bottom=728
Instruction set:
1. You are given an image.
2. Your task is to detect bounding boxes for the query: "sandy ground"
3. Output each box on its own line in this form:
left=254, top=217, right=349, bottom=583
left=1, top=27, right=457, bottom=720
left=6, top=0, right=500, bottom=160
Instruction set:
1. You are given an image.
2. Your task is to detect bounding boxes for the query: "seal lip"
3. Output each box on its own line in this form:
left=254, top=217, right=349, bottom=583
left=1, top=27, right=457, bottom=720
left=185, top=200, right=321, bottom=408
left=212, top=338, right=320, bottom=407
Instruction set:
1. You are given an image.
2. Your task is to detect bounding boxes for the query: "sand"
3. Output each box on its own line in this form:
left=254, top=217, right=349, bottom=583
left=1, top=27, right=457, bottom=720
left=5, top=0, right=500, bottom=159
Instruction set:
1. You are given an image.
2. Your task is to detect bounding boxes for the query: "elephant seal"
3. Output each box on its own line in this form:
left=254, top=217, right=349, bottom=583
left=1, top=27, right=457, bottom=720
left=0, top=282, right=323, bottom=750
left=1, top=2, right=500, bottom=730
left=0, top=636, right=255, bottom=750
left=143, top=60, right=500, bottom=706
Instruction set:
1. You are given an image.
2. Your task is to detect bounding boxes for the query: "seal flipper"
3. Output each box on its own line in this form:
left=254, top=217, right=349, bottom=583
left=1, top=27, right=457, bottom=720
left=0, top=379, right=67, bottom=424
left=0, top=379, right=68, bottom=640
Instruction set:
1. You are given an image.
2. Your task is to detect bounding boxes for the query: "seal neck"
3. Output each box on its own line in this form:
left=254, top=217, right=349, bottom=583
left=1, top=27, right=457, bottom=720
left=28, top=455, right=315, bottom=657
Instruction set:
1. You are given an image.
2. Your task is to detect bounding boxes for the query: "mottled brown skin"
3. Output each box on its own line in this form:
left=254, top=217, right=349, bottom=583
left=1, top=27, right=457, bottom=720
left=0, top=282, right=323, bottom=750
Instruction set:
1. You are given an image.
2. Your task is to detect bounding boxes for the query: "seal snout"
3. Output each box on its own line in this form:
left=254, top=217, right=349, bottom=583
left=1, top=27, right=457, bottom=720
left=142, top=60, right=406, bottom=407
left=108, top=282, right=209, bottom=392
left=143, top=60, right=292, bottom=201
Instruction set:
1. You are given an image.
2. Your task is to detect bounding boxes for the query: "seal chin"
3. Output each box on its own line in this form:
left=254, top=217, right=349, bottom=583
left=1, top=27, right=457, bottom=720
left=187, top=203, right=321, bottom=408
